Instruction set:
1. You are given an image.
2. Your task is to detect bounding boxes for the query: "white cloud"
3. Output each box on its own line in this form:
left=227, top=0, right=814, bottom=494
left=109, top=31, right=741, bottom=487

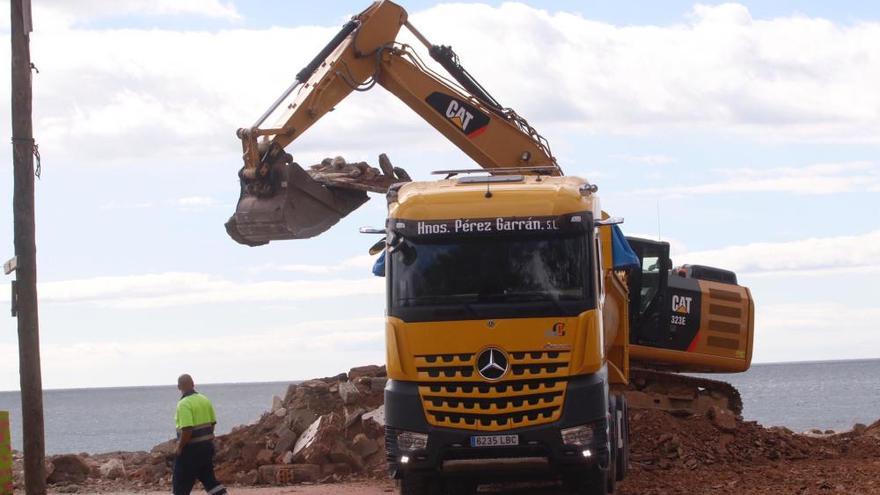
left=35, top=0, right=240, bottom=27
left=100, top=200, right=154, bottom=210
left=176, top=195, right=219, bottom=207
left=0, top=316, right=386, bottom=389
left=682, top=230, right=880, bottom=275
left=1, top=2, right=879, bottom=169
left=754, top=304, right=880, bottom=363
left=5, top=272, right=384, bottom=309
left=257, top=254, right=377, bottom=274
left=633, top=161, right=880, bottom=197
left=612, top=154, right=675, bottom=166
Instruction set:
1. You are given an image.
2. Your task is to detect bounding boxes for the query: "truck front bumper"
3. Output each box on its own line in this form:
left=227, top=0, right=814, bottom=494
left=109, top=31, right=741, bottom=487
left=384, top=371, right=610, bottom=479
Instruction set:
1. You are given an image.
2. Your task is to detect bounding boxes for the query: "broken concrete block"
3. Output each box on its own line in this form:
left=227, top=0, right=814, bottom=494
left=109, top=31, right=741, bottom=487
left=708, top=405, right=737, bottom=433
left=292, top=413, right=341, bottom=464
left=274, top=427, right=298, bottom=455
left=98, top=458, right=126, bottom=480
left=348, top=365, right=385, bottom=381
left=338, top=381, right=361, bottom=405
left=351, top=433, right=379, bottom=458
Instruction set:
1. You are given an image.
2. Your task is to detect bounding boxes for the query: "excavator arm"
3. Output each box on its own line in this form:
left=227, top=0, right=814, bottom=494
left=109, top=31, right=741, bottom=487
left=226, top=0, right=558, bottom=246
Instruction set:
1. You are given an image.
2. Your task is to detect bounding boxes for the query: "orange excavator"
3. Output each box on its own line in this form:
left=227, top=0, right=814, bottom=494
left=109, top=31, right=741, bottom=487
left=224, top=1, right=754, bottom=493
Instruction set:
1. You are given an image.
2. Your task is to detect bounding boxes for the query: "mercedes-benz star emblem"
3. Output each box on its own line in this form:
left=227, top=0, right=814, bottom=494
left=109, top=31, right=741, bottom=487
left=476, top=348, right=509, bottom=381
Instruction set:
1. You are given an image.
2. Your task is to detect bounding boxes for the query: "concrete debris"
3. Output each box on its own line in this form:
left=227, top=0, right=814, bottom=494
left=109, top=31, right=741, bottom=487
left=208, top=365, right=388, bottom=485
left=273, top=427, right=298, bottom=455
left=338, top=381, right=361, bottom=405
left=308, top=155, right=410, bottom=194
left=708, top=405, right=738, bottom=433
left=349, top=365, right=385, bottom=381
left=97, top=458, right=126, bottom=480
left=344, top=406, right=367, bottom=428
left=369, top=377, right=388, bottom=392
left=351, top=433, right=380, bottom=458
left=47, top=455, right=91, bottom=484
left=362, top=405, right=386, bottom=438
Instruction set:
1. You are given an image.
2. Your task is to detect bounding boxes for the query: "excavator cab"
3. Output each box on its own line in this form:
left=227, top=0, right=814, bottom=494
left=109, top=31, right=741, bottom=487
left=626, top=238, right=673, bottom=348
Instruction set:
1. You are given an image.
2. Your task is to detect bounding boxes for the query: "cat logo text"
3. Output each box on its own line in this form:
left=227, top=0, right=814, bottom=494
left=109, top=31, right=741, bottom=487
left=672, top=295, right=693, bottom=314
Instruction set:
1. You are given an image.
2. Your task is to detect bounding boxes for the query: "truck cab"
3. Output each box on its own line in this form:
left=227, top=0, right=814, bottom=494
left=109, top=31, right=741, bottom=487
left=380, top=173, right=629, bottom=494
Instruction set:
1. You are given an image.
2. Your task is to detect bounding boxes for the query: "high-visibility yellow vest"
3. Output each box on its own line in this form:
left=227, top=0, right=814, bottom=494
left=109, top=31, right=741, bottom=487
left=175, top=392, right=217, bottom=442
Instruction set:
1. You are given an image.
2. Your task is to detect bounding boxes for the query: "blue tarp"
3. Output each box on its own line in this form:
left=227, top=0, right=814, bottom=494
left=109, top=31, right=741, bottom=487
left=372, top=250, right=386, bottom=277
left=612, top=224, right=640, bottom=270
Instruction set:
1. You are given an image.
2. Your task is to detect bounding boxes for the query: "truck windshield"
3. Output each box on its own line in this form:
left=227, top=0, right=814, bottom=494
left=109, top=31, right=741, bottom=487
left=389, top=233, right=593, bottom=321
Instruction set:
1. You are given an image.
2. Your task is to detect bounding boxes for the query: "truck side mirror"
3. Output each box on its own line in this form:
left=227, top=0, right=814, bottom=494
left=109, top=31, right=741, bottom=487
left=368, top=238, right=386, bottom=255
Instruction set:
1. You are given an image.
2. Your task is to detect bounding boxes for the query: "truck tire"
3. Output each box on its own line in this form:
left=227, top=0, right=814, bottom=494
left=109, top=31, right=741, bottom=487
left=606, top=395, right=618, bottom=493
left=444, top=479, right=477, bottom=495
left=399, top=474, right=440, bottom=495
left=565, top=466, right=609, bottom=495
left=616, top=395, right=630, bottom=482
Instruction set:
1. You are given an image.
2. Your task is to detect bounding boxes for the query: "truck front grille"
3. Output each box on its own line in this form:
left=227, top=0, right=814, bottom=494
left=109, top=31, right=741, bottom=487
left=416, top=350, right=570, bottom=431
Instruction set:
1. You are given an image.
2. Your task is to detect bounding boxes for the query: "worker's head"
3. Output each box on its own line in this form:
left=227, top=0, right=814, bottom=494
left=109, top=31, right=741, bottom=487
left=177, top=374, right=195, bottom=393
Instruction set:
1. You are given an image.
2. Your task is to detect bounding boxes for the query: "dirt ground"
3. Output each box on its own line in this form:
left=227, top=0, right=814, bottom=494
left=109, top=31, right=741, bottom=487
left=54, top=460, right=880, bottom=495
left=37, top=407, right=880, bottom=495
left=86, top=482, right=396, bottom=495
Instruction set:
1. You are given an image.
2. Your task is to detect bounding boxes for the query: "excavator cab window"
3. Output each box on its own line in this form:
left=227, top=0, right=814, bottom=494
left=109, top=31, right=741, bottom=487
left=625, top=237, right=672, bottom=346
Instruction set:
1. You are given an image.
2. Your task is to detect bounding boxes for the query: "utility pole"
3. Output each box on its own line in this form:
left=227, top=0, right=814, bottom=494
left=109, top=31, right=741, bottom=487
left=9, top=1, right=46, bottom=494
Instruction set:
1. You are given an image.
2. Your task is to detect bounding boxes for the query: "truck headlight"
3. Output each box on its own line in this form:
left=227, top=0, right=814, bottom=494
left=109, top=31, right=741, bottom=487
left=397, top=431, right=428, bottom=452
left=561, top=424, right=595, bottom=447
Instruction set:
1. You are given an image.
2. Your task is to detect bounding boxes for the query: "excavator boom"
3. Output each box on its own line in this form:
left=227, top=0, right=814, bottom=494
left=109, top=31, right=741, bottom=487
left=226, top=0, right=557, bottom=246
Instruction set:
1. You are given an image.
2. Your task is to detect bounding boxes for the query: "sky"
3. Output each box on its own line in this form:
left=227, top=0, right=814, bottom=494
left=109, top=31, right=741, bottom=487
left=0, top=0, right=878, bottom=390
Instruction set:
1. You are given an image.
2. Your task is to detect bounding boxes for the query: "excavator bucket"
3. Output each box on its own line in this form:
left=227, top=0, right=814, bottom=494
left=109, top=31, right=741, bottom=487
left=225, top=162, right=369, bottom=246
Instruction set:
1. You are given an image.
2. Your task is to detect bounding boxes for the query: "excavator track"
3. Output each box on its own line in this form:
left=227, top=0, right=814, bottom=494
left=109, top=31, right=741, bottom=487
left=624, top=368, right=743, bottom=416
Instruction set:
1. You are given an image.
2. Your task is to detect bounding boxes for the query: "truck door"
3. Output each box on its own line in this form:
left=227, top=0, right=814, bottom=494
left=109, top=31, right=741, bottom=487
left=625, top=238, right=671, bottom=347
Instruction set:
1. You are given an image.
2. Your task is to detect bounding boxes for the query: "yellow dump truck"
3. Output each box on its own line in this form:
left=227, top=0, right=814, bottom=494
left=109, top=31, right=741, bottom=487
left=379, top=174, right=631, bottom=494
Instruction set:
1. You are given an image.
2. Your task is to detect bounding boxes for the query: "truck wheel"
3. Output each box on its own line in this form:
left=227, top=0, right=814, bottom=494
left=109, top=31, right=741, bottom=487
left=399, top=474, right=440, bottom=495
left=444, top=479, right=477, bottom=495
left=606, top=396, right=618, bottom=493
left=565, top=467, right=608, bottom=495
left=615, top=395, right=630, bottom=482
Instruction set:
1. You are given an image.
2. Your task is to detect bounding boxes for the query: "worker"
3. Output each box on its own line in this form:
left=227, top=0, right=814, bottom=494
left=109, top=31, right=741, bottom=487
left=173, top=374, right=228, bottom=495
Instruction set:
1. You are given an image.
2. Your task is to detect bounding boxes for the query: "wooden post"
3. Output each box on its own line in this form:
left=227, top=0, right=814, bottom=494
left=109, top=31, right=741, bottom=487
left=9, top=1, right=47, bottom=494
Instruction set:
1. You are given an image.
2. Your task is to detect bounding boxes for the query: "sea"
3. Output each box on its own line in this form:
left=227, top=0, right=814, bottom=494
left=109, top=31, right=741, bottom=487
left=0, top=359, right=878, bottom=455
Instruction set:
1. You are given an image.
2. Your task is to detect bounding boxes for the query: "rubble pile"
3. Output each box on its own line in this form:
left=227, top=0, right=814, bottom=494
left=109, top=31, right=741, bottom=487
left=209, top=364, right=388, bottom=486
left=12, top=365, right=389, bottom=491
left=11, top=366, right=880, bottom=493
left=628, top=406, right=880, bottom=473
left=12, top=449, right=175, bottom=491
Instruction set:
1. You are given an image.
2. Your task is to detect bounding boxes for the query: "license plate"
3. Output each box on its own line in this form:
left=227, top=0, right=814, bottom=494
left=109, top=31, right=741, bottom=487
left=470, top=434, right=519, bottom=448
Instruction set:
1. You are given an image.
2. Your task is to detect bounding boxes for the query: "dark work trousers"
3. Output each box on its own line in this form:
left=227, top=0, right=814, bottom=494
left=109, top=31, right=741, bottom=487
left=172, top=441, right=228, bottom=495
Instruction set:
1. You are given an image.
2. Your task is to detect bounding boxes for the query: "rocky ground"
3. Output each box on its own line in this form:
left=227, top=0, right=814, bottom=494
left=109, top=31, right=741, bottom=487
left=12, top=365, right=880, bottom=494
